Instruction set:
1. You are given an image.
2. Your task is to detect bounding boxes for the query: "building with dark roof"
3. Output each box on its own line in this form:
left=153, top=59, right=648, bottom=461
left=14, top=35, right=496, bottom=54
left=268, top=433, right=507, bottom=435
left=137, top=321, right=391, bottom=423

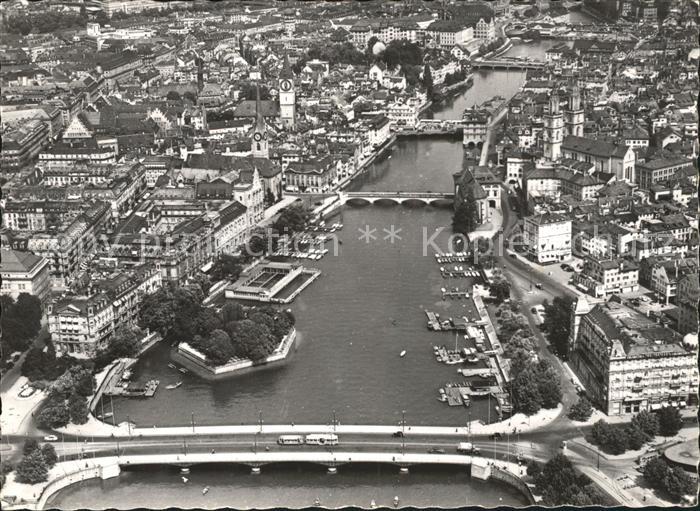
left=0, top=249, right=51, bottom=303
left=569, top=297, right=698, bottom=415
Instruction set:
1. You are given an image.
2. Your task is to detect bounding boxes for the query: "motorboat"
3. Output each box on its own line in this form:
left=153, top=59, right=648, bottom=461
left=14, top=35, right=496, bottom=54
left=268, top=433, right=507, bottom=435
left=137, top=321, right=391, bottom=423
left=166, top=381, right=183, bottom=390
left=399, top=350, right=407, bottom=358
left=202, top=487, right=209, bottom=495
left=178, top=367, right=188, bottom=374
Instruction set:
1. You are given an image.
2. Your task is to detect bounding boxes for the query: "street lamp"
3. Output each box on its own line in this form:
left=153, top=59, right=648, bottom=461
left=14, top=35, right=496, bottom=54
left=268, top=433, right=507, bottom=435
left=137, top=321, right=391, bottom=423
left=332, top=409, right=337, bottom=432
left=259, top=410, right=263, bottom=434
left=191, top=412, right=195, bottom=433
left=401, top=410, right=406, bottom=455
left=127, top=415, right=132, bottom=437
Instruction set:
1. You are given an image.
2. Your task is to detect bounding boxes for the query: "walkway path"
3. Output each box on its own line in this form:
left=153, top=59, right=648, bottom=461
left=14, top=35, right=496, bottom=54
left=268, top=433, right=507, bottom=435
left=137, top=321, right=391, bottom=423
left=56, top=405, right=563, bottom=439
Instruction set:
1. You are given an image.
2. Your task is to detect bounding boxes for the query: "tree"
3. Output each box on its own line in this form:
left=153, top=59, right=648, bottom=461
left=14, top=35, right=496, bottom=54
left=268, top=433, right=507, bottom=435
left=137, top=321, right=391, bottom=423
left=534, top=359, right=562, bottom=409
left=663, top=466, right=696, bottom=501
left=221, top=303, right=245, bottom=324
left=657, top=406, right=683, bottom=437
left=15, top=451, right=48, bottom=485
left=183, top=91, right=197, bottom=103
left=542, top=296, right=574, bottom=358
left=95, top=326, right=141, bottom=370
left=37, top=404, right=70, bottom=429
left=23, top=438, right=39, bottom=456
left=273, top=204, right=310, bottom=235
left=166, top=91, right=181, bottom=101
left=40, top=444, right=58, bottom=468
left=568, top=396, right=593, bottom=422
left=210, top=255, right=244, bottom=282
left=624, top=424, right=648, bottom=450
left=366, top=36, right=379, bottom=57
left=229, top=320, right=276, bottom=362
left=643, top=457, right=669, bottom=484
left=452, top=198, right=478, bottom=237
left=68, top=393, right=89, bottom=425
left=511, top=368, right=542, bottom=415
left=422, top=64, right=434, bottom=99
left=199, top=329, right=234, bottom=367
left=195, top=308, right=224, bottom=337
left=490, top=278, right=511, bottom=302
left=632, top=410, right=659, bottom=438
left=138, top=284, right=203, bottom=341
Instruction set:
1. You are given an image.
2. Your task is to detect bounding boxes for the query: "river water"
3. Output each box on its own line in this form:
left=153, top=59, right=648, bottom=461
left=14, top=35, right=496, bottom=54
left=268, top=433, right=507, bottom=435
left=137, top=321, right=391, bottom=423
left=48, top=464, right=527, bottom=509
left=51, top=53, right=534, bottom=510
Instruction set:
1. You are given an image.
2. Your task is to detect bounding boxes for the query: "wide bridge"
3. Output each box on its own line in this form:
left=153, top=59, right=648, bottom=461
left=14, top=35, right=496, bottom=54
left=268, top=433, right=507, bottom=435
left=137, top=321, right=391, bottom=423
left=471, top=58, right=546, bottom=70
left=339, top=191, right=455, bottom=206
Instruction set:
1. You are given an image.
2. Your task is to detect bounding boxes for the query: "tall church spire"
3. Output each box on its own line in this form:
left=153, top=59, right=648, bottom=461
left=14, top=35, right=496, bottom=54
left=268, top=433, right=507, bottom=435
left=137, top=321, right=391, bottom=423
left=251, top=82, right=269, bottom=159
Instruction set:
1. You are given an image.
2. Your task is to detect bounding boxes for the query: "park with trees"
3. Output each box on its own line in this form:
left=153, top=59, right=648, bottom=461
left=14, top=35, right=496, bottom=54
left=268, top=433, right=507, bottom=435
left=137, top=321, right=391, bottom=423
left=527, top=454, right=611, bottom=506
left=0, top=293, right=43, bottom=359
left=587, top=406, right=684, bottom=455
left=138, top=284, right=295, bottom=367
left=642, top=456, right=696, bottom=502
left=14, top=440, right=58, bottom=485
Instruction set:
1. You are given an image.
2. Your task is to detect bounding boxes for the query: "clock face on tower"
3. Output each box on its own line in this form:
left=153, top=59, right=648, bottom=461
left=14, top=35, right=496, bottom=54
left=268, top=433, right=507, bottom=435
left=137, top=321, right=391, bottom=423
left=253, top=133, right=262, bottom=142
left=280, top=79, right=292, bottom=92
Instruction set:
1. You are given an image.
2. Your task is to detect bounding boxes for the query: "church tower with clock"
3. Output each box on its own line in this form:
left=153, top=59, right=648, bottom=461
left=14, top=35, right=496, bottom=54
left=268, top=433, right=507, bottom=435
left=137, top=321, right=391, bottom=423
left=251, top=84, right=269, bottom=159
left=278, top=54, right=295, bottom=129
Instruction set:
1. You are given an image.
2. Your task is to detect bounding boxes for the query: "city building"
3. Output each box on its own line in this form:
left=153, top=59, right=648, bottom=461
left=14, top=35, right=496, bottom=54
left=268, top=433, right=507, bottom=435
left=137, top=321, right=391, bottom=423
left=523, top=214, right=572, bottom=263
left=543, top=93, right=564, bottom=161
left=569, top=298, right=698, bottom=415
left=573, top=256, right=639, bottom=298
left=278, top=55, right=296, bottom=129
left=635, top=156, right=695, bottom=190
left=676, top=272, right=699, bottom=335
left=561, top=135, right=636, bottom=182
left=0, top=249, right=52, bottom=304
left=453, top=165, right=501, bottom=225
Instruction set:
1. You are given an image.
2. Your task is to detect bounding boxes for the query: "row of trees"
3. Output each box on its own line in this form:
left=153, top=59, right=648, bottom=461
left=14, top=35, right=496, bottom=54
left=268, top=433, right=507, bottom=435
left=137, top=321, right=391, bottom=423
left=15, top=440, right=58, bottom=485
left=1, top=293, right=43, bottom=356
left=492, top=300, right=561, bottom=415
left=642, top=456, right=696, bottom=502
left=527, top=454, right=610, bottom=506
left=588, top=407, right=683, bottom=455
left=4, top=10, right=87, bottom=36
left=541, top=296, right=575, bottom=358
left=36, top=365, right=95, bottom=429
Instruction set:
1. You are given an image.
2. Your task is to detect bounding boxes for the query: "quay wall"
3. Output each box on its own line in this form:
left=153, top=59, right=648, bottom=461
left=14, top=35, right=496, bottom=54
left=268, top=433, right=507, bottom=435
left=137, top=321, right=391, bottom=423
left=489, top=465, right=537, bottom=505
left=172, top=328, right=297, bottom=380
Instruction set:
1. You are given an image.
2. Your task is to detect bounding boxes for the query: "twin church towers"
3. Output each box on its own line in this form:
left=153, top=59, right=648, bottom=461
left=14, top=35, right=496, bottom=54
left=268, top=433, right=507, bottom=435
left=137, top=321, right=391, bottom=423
left=543, top=83, right=584, bottom=161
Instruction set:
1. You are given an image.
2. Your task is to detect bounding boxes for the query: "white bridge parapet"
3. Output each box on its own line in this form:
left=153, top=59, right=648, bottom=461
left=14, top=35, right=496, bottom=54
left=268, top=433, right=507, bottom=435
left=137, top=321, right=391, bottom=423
left=338, top=191, right=455, bottom=206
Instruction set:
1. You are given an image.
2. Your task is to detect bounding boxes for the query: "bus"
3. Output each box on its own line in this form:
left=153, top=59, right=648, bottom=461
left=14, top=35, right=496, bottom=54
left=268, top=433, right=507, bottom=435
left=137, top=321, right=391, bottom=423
left=304, top=434, right=339, bottom=446
left=277, top=435, right=305, bottom=445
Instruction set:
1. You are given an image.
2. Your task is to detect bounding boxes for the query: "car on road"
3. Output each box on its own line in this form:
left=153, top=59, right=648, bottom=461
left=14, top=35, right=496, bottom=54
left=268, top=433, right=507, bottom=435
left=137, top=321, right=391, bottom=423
left=509, top=253, right=517, bottom=258
left=428, top=448, right=446, bottom=454
left=535, top=283, right=543, bottom=289
left=43, top=435, right=58, bottom=442
left=489, top=432, right=503, bottom=440
left=560, top=264, right=574, bottom=272
left=392, top=431, right=404, bottom=438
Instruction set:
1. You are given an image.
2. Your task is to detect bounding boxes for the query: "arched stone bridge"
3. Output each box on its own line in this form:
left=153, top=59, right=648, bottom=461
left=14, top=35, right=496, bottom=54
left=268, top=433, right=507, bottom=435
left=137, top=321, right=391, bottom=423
left=339, top=191, right=455, bottom=206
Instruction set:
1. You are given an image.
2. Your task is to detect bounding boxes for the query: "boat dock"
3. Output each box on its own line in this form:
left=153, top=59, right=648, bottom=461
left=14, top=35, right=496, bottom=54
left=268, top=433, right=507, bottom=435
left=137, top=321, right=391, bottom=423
left=425, top=311, right=442, bottom=331
left=442, top=288, right=471, bottom=300
left=105, top=378, right=160, bottom=398
left=434, top=252, right=471, bottom=264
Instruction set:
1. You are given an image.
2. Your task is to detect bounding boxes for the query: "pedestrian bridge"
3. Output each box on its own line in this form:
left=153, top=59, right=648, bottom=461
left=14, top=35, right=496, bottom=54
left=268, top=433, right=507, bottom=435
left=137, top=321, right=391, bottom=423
left=339, top=191, right=455, bottom=206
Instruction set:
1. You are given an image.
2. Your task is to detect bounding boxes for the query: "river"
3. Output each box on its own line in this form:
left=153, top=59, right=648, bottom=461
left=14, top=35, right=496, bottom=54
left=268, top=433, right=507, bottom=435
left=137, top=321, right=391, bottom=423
left=48, top=464, right=528, bottom=509
left=52, top=52, right=533, bottom=509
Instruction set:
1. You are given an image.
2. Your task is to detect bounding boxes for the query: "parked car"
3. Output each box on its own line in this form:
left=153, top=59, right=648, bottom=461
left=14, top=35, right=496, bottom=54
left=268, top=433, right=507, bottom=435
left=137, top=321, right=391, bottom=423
left=428, top=448, right=446, bottom=454
left=489, top=432, right=503, bottom=440
left=560, top=264, right=573, bottom=272
left=392, top=431, right=404, bottom=438
left=535, top=283, right=543, bottom=289
left=43, top=435, right=58, bottom=442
